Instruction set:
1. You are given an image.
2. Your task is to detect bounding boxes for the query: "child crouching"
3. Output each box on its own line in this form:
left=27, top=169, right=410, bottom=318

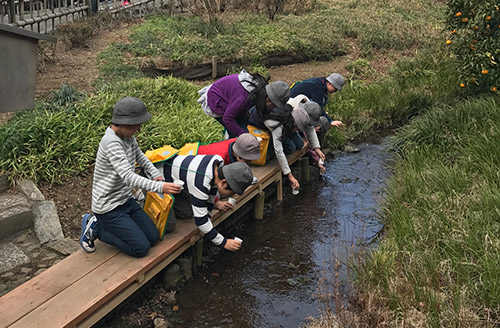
left=80, top=97, right=182, bottom=257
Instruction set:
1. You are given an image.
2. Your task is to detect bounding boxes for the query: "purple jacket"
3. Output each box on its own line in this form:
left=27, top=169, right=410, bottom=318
left=207, top=74, right=252, bottom=136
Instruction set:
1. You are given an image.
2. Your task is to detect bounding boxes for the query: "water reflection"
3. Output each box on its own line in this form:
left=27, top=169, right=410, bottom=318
left=176, top=141, right=392, bottom=327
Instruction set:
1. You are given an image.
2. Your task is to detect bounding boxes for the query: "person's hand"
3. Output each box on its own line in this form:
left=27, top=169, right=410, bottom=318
left=315, top=148, right=325, bottom=161
left=224, top=239, right=242, bottom=251
left=288, top=173, right=300, bottom=190
left=315, top=125, right=321, bottom=132
left=153, top=175, right=164, bottom=181
left=214, top=200, right=233, bottom=211
left=318, top=163, right=326, bottom=174
left=330, top=120, right=343, bottom=128
left=162, top=182, right=182, bottom=194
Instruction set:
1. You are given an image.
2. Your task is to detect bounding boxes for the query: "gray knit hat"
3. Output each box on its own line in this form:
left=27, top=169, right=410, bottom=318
left=319, top=116, right=330, bottom=135
left=291, top=107, right=311, bottom=133
left=222, top=162, right=253, bottom=195
left=301, top=101, right=322, bottom=127
left=265, top=81, right=290, bottom=108
left=326, top=73, right=345, bottom=91
left=232, top=133, right=261, bottom=161
left=112, top=97, right=152, bottom=125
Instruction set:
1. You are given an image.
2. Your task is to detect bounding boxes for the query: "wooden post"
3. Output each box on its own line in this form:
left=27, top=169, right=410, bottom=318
left=211, top=56, right=217, bottom=79
left=9, top=0, right=16, bottom=24
left=300, top=157, right=310, bottom=182
left=193, top=239, right=203, bottom=267
left=254, top=191, right=265, bottom=220
left=276, top=173, right=283, bottom=201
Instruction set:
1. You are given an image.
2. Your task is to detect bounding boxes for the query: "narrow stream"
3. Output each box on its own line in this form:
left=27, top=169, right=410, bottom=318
left=175, top=139, right=393, bottom=328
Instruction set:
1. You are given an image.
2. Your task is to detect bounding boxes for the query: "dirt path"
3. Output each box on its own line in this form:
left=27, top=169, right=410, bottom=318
left=35, top=21, right=139, bottom=98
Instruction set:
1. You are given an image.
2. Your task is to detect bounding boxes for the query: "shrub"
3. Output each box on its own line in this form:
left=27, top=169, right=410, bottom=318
left=445, top=0, right=499, bottom=93
left=0, top=78, right=221, bottom=184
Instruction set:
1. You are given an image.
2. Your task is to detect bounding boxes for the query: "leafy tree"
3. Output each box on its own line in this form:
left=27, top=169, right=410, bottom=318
left=445, top=1, right=499, bottom=93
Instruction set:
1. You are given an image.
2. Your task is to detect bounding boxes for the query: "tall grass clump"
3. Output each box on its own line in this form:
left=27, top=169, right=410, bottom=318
left=324, top=48, right=462, bottom=145
left=0, top=91, right=107, bottom=183
left=0, top=77, right=221, bottom=184
left=355, top=96, right=500, bottom=326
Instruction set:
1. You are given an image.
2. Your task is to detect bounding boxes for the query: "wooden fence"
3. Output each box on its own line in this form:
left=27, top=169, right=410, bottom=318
left=0, top=0, right=184, bottom=34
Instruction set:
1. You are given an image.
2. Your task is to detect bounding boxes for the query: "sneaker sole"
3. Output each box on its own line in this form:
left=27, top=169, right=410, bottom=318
left=79, top=214, right=95, bottom=253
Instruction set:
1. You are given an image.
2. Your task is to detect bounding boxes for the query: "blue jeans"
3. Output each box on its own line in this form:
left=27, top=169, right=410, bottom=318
left=282, top=132, right=304, bottom=154
left=215, top=115, right=249, bottom=138
left=94, top=198, right=158, bottom=258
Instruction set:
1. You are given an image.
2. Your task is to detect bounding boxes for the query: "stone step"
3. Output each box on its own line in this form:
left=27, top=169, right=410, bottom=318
left=0, top=193, right=33, bottom=241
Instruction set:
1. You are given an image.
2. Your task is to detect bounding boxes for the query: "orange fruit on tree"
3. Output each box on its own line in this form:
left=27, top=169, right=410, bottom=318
left=446, top=40, right=452, bottom=45
left=486, top=16, right=491, bottom=21
left=486, top=24, right=490, bottom=28
left=492, top=87, right=497, bottom=92
left=451, top=29, right=456, bottom=33
left=460, top=83, right=465, bottom=88
left=474, top=25, right=479, bottom=29
left=481, top=69, right=489, bottom=74
left=455, top=12, right=462, bottom=17
left=462, top=17, right=469, bottom=23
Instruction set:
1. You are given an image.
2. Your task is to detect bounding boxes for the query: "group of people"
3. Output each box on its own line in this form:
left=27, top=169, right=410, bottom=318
left=79, top=72, right=345, bottom=258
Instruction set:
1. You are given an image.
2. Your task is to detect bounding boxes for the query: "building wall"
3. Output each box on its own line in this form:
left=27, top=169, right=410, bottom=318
left=0, top=30, right=38, bottom=113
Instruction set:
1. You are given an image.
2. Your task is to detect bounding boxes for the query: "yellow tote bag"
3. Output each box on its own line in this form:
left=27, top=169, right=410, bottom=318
left=247, top=125, right=270, bottom=166
left=144, top=145, right=179, bottom=164
left=144, top=192, right=175, bottom=240
left=178, top=142, right=200, bottom=156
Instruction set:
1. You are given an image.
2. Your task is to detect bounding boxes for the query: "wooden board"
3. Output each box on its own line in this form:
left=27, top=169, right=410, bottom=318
left=0, top=147, right=308, bottom=328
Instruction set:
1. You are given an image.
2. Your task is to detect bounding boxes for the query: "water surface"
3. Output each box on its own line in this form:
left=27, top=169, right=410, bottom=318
left=176, top=140, right=393, bottom=327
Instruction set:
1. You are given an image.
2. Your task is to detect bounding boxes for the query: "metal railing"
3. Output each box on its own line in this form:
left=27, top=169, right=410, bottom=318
left=0, top=0, right=183, bottom=34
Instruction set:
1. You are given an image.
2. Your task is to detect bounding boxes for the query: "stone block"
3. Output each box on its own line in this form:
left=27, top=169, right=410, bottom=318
left=176, top=257, right=192, bottom=281
left=0, top=174, right=9, bottom=193
left=162, top=264, right=182, bottom=290
left=0, top=194, right=32, bottom=240
left=32, top=201, right=64, bottom=244
left=16, top=179, right=45, bottom=201
left=46, top=238, right=80, bottom=256
left=0, top=242, right=30, bottom=274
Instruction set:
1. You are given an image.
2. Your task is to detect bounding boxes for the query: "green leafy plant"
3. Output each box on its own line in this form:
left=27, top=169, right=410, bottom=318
left=445, top=0, right=499, bottom=93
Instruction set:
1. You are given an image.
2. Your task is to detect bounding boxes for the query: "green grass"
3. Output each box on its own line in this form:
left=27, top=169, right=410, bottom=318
left=356, top=96, right=500, bottom=326
left=97, top=0, right=445, bottom=81
left=323, top=48, right=462, bottom=146
left=0, top=77, right=221, bottom=183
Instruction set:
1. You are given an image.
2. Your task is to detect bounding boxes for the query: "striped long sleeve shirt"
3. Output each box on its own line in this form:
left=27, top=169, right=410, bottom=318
left=163, top=155, right=226, bottom=247
left=92, top=127, right=164, bottom=214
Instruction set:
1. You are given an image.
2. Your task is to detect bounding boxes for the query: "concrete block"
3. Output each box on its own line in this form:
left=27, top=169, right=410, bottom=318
left=45, top=237, right=80, bottom=256
left=0, top=242, right=30, bottom=274
left=0, top=194, right=32, bottom=240
left=162, top=264, right=182, bottom=290
left=0, top=174, right=9, bottom=193
left=16, top=179, right=45, bottom=201
left=176, top=257, right=192, bottom=281
left=32, top=201, right=64, bottom=244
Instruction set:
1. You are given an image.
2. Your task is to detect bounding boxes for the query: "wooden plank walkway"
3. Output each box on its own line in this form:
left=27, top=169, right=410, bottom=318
left=0, top=147, right=307, bottom=328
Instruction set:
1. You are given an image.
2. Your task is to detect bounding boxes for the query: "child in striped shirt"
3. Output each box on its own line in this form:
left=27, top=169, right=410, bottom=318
left=79, top=97, right=182, bottom=257
left=162, top=155, right=253, bottom=251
